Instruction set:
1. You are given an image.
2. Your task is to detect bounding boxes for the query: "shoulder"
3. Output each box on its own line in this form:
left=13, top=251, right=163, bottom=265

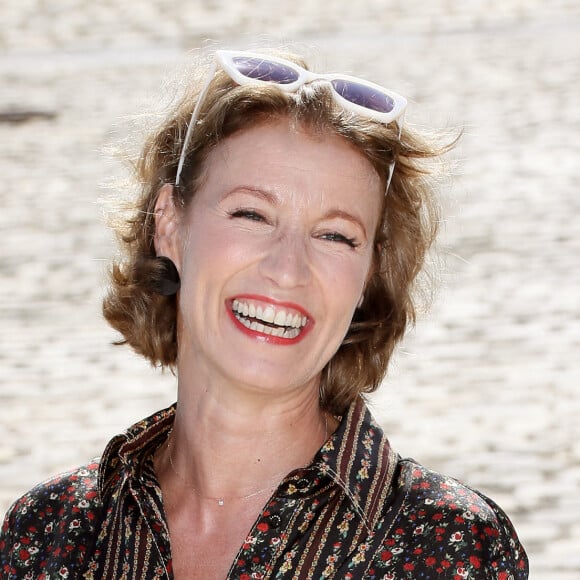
left=374, top=458, right=528, bottom=577
left=397, top=458, right=512, bottom=526
left=1, top=461, right=102, bottom=578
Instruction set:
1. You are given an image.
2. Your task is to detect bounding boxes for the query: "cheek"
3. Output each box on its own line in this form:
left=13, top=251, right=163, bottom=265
left=318, top=255, right=371, bottom=314
left=182, top=213, right=227, bottom=264
left=180, top=223, right=263, bottom=292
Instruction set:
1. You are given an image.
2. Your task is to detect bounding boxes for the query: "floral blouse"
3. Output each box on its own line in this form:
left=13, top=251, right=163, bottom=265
left=1, top=398, right=528, bottom=579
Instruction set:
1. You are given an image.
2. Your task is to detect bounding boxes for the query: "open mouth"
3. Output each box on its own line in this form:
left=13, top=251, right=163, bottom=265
left=231, top=298, right=309, bottom=340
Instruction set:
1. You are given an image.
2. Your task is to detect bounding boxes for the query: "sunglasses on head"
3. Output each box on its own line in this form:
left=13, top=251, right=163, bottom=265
left=175, top=50, right=408, bottom=188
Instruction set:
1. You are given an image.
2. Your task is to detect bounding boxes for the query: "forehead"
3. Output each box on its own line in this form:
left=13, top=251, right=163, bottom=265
left=201, top=118, right=383, bottom=204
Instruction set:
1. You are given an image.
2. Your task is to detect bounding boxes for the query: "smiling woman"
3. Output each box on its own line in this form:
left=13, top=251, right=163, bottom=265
left=0, top=48, right=529, bottom=579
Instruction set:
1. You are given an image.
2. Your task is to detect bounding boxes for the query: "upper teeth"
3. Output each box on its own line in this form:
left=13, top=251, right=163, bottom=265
left=232, top=299, right=307, bottom=328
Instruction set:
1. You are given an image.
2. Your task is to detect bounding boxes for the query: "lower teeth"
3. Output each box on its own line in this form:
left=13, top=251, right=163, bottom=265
left=235, top=313, right=300, bottom=339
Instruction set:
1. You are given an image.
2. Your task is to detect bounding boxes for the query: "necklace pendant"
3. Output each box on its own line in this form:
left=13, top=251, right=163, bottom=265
left=217, top=498, right=224, bottom=506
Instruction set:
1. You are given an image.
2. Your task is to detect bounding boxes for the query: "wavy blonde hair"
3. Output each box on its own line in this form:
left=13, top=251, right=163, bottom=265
left=103, top=50, right=452, bottom=416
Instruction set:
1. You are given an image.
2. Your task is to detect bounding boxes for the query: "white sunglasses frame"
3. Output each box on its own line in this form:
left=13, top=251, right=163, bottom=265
left=175, top=50, right=407, bottom=189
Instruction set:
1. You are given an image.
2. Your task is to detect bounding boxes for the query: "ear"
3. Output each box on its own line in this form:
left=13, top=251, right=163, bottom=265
left=154, top=184, right=182, bottom=266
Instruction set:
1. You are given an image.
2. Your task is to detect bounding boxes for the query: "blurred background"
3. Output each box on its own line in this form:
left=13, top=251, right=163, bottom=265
left=1, top=1, right=578, bottom=577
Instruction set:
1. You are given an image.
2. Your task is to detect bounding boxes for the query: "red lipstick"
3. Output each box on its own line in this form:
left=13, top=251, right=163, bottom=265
left=226, top=294, right=313, bottom=345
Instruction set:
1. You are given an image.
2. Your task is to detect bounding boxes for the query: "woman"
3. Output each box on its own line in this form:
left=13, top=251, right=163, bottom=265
left=1, top=49, right=528, bottom=578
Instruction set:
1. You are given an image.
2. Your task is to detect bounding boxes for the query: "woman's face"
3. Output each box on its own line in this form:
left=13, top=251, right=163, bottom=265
left=163, top=118, right=382, bottom=399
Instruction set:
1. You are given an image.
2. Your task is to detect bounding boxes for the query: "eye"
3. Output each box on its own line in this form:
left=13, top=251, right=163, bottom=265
left=319, top=232, right=358, bottom=248
left=229, top=209, right=267, bottom=222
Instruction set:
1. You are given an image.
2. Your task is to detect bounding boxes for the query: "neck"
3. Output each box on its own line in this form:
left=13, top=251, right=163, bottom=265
left=162, top=374, right=330, bottom=502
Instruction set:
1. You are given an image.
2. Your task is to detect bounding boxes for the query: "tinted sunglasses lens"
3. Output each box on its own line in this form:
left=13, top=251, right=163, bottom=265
left=231, top=56, right=300, bottom=84
left=331, top=79, right=395, bottom=114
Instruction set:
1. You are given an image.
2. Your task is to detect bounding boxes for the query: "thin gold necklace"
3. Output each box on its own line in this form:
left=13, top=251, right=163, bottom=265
left=166, top=413, right=328, bottom=507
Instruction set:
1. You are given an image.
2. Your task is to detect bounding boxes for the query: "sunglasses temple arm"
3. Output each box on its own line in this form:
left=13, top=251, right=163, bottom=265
left=175, top=61, right=218, bottom=187
left=385, top=162, right=395, bottom=195
left=385, top=113, right=405, bottom=195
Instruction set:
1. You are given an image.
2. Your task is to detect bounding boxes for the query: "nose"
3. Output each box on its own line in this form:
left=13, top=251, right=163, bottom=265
left=258, top=232, right=312, bottom=289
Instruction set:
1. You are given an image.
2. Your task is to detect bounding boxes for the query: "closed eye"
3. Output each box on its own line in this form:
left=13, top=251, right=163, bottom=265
left=319, top=232, right=358, bottom=248
left=229, top=209, right=267, bottom=222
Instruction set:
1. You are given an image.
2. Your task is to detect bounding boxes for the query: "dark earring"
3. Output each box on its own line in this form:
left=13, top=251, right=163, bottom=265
left=152, top=256, right=180, bottom=296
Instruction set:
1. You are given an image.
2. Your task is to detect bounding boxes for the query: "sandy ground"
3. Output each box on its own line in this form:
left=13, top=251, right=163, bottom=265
left=1, top=1, right=579, bottom=577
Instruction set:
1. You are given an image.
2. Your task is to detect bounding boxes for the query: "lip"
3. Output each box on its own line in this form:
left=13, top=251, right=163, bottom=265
left=226, top=294, right=314, bottom=345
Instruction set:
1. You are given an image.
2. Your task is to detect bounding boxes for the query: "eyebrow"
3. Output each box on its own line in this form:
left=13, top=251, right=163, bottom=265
left=221, top=187, right=279, bottom=206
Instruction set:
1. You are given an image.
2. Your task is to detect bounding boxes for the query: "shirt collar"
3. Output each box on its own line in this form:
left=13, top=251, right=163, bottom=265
left=98, top=405, right=175, bottom=496
left=313, top=396, right=399, bottom=530
left=98, top=397, right=398, bottom=531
